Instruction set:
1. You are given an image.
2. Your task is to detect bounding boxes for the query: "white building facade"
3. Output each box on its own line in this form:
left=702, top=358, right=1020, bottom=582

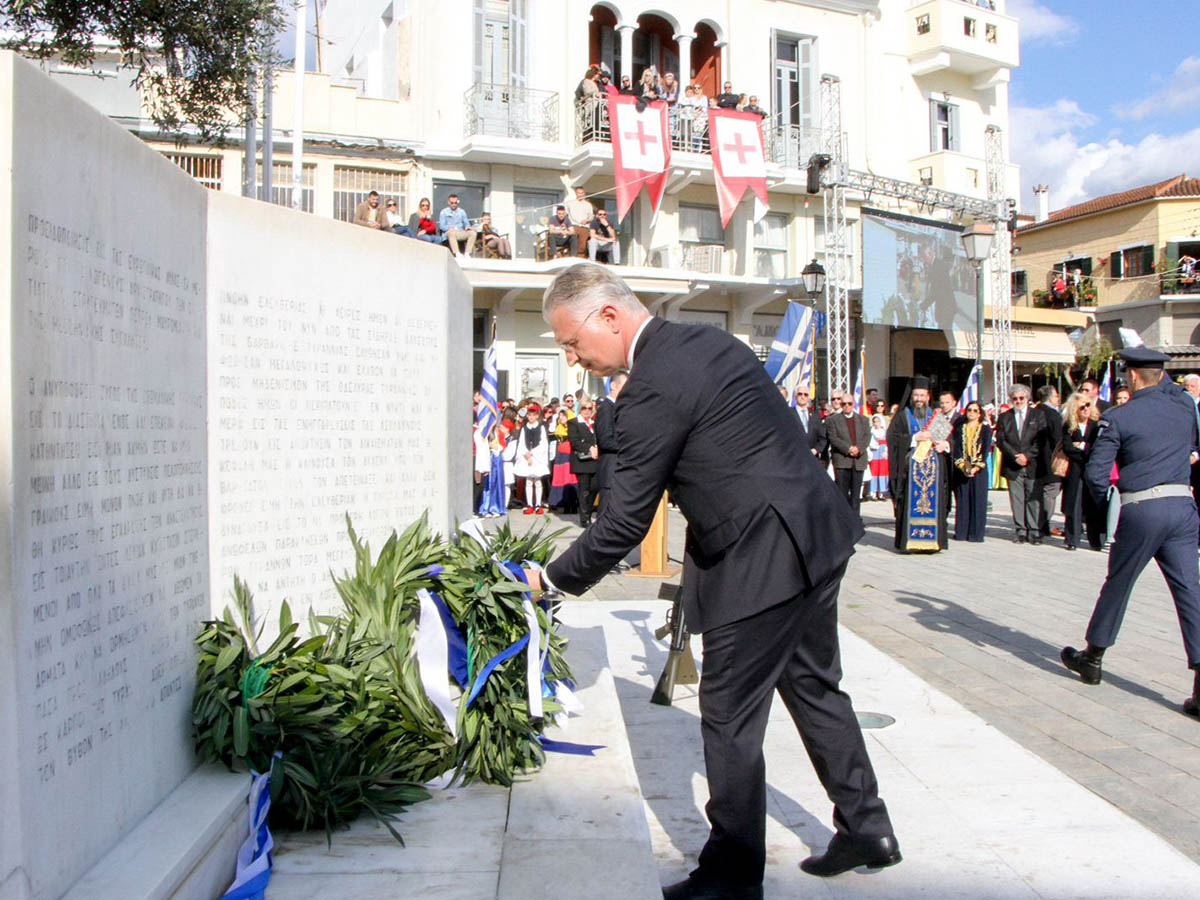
left=46, top=0, right=1032, bottom=402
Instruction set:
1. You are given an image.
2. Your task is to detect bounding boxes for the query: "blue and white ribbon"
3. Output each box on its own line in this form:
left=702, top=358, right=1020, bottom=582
left=220, top=757, right=276, bottom=900
left=416, top=588, right=461, bottom=738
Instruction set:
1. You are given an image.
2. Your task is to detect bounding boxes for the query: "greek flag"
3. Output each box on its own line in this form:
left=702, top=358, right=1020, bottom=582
left=956, top=363, right=982, bottom=412
left=1099, top=364, right=1112, bottom=402
left=764, top=302, right=815, bottom=385
left=476, top=342, right=499, bottom=437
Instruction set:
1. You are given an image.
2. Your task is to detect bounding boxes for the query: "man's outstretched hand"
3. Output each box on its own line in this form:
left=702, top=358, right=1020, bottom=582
left=522, top=567, right=544, bottom=592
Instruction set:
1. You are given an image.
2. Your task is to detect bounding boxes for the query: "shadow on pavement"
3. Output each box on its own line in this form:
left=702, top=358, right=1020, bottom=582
left=888, top=590, right=1179, bottom=711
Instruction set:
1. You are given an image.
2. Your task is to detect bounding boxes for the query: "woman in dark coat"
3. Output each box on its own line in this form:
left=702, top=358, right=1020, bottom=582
left=951, top=401, right=992, bottom=542
left=1060, top=390, right=1103, bottom=550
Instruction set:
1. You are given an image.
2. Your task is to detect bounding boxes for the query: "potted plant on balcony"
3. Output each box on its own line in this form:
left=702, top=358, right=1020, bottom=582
left=1078, top=277, right=1097, bottom=305
left=1032, top=288, right=1052, bottom=308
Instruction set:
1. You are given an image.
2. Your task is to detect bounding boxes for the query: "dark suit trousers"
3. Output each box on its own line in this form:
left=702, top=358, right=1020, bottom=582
left=834, top=467, right=864, bottom=515
left=575, top=472, right=596, bottom=526
left=1087, top=497, right=1200, bottom=667
left=695, top=564, right=893, bottom=885
left=1006, top=467, right=1041, bottom=538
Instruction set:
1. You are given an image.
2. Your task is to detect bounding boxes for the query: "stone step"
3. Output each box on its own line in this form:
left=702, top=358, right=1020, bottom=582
left=268, top=617, right=662, bottom=899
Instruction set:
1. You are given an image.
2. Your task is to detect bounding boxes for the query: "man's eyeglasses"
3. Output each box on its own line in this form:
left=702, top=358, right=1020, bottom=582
left=581, top=405, right=594, bottom=410
left=1079, top=403, right=1092, bottom=409
left=558, top=308, right=600, bottom=351
left=841, top=400, right=854, bottom=406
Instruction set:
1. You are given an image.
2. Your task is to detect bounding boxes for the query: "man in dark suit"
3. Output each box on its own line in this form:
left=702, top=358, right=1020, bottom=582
left=567, top=400, right=599, bottom=526
left=793, top=386, right=827, bottom=459
left=525, top=265, right=899, bottom=900
left=592, top=371, right=626, bottom=514
left=996, top=383, right=1047, bottom=543
left=826, top=392, right=870, bottom=516
left=1036, top=385, right=1064, bottom=538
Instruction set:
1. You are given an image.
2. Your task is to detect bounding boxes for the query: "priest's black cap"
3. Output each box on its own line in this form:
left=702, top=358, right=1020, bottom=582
left=911, top=375, right=932, bottom=390
left=1118, top=346, right=1171, bottom=367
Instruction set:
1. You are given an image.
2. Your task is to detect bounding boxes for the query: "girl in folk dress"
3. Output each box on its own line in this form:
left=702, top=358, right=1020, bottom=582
left=867, top=414, right=890, bottom=500
left=547, top=408, right=578, bottom=512
left=512, top=404, right=550, bottom=514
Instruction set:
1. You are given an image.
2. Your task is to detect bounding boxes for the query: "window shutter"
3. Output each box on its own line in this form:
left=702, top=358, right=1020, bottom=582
left=1142, top=245, right=1156, bottom=275
left=1110, top=250, right=1123, bottom=279
left=1166, top=240, right=1179, bottom=273
left=472, top=0, right=485, bottom=85
left=948, top=104, right=961, bottom=152
left=510, top=0, right=527, bottom=88
left=1079, top=257, right=1092, bottom=276
left=929, top=100, right=939, bottom=153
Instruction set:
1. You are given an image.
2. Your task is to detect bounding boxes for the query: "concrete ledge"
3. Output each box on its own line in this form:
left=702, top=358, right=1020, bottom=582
left=62, top=764, right=247, bottom=900
left=498, top=620, right=661, bottom=900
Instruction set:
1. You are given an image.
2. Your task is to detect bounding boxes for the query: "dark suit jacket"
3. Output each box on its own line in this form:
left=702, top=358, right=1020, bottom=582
left=795, top=408, right=827, bottom=458
left=826, top=412, right=870, bottom=471
left=593, top=395, right=618, bottom=488
left=566, top=418, right=598, bottom=475
left=544, top=318, right=864, bottom=633
left=1062, top=419, right=1100, bottom=512
left=1036, top=404, right=1065, bottom=481
left=996, top=405, right=1046, bottom=478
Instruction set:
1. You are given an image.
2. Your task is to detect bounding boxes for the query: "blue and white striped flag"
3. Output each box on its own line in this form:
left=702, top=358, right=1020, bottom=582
left=476, top=342, right=499, bottom=437
left=852, top=344, right=867, bottom=415
left=956, top=363, right=982, bottom=412
left=1099, top=364, right=1112, bottom=402
left=764, top=302, right=815, bottom=385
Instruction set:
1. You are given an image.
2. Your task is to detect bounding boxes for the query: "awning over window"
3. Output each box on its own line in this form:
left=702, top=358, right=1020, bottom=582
left=947, top=323, right=1077, bottom=364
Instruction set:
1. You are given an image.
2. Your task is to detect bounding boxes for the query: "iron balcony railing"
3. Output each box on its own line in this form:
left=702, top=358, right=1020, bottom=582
left=575, top=100, right=830, bottom=170
left=464, top=82, right=559, bottom=142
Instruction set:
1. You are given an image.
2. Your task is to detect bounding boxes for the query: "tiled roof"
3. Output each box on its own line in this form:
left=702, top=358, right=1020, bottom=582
left=1021, top=174, right=1200, bottom=231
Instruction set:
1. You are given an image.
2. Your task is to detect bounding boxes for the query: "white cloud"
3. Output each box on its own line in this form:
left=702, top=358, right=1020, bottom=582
left=1010, top=99, right=1200, bottom=212
left=1006, top=0, right=1079, bottom=45
left=1118, top=56, right=1200, bottom=121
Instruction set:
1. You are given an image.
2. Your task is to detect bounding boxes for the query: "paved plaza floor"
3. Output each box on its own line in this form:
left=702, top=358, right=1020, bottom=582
left=270, top=499, right=1200, bottom=898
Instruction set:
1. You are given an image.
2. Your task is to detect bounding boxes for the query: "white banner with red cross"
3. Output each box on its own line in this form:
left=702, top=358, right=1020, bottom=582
left=608, top=94, right=671, bottom=223
left=708, top=108, right=769, bottom=228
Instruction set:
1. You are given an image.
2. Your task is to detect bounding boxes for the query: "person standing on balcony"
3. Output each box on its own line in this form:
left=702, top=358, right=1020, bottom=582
left=565, top=187, right=594, bottom=259
left=575, top=65, right=600, bottom=103
left=618, top=74, right=637, bottom=96
left=716, top=80, right=740, bottom=109
left=437, top=193, right=477, bottom=257
left=660, top=72, right=679, bottom=104
left=744, top=95, right=767, bottom=118
left=639, top=67, right=661, bottom=101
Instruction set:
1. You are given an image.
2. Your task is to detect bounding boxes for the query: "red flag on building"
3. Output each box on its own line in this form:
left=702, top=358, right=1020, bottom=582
left=708, top=108, right=769, bottom=227
left=608, top=94, right=671, bottom=223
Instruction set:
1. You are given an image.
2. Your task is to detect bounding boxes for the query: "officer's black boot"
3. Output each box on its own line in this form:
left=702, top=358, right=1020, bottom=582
left=1184, top=666, right=1200, bottom=719
left=1061, top=643, right=1104, bottom=685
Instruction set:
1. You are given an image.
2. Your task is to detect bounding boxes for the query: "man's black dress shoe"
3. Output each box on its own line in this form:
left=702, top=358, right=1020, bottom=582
left=1012, top=534, right=1026, bottom=544
left=1029, top=537, right=1042, bottom=545
left=1184, top=696, right=1199, bottom=718
left=799, top=833, right=902, bottom=877
left=1061, top=646, right=1102, bottom=685
left=662, top=875, right=762, bottom=900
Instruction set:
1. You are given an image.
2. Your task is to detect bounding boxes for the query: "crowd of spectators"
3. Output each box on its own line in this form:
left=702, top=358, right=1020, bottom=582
left=355, top=185, right=621, bottom=266
left=575, top=63, right=768, bottom=152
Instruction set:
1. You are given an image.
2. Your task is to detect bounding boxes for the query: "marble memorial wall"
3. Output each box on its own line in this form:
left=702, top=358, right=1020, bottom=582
left=1, top=53, right=209, bottom=899
left=205, top=194, right=471, bottom=628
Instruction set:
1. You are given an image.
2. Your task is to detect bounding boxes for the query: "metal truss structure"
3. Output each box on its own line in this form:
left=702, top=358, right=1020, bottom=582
left=818, top=77, right=1012, bottom=400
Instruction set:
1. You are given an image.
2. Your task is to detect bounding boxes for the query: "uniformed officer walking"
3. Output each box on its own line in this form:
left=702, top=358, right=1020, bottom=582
left=1061, top=346, right=1200, bottom=718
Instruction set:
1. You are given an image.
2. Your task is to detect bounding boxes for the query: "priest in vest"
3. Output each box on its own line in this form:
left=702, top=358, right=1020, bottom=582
left=886, top=376, right=951, bottom=552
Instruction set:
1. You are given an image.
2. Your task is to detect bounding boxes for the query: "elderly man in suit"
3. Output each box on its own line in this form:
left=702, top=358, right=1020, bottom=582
left=524, top=264, right=899, bottom=900
left=996, top=383, right=1048, bottom=544
left=827, top=391, right=871, bottom=516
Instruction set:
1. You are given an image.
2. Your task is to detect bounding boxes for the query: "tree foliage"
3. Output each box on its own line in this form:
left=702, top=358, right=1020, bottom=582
left=1, top=0, right=286, bottom=142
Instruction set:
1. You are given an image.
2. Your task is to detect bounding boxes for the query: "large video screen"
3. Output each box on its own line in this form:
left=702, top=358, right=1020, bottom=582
left=861, top=209, right=977, bottom=331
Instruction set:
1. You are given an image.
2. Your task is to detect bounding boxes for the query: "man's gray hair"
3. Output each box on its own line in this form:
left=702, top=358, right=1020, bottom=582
left=542, top=263, right=645, bottom=321
left=1009, top=383, right=1031, bottom=398
left=1184, top=373, right=1200, bottom=388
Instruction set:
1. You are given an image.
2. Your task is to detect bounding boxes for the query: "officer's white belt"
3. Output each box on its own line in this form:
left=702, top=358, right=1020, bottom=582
left=1118, top=483, right=1192, bottom=507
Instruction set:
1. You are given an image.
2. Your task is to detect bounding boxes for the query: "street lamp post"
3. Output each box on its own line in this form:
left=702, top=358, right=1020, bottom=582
left=960, top=222, right=994, bottom=395
left=801, top=258, right=826, bottom=300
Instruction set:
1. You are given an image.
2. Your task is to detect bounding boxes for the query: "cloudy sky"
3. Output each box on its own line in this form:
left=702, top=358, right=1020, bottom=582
left=1008, top=0, right=1199, bottom=215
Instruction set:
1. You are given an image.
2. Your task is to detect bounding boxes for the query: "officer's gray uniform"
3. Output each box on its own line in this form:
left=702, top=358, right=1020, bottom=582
left=1082, top=375, right=1200, bottom=666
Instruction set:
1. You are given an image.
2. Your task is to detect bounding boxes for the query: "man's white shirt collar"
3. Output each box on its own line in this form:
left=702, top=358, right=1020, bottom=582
left=627, top=317, right=653, bottom=370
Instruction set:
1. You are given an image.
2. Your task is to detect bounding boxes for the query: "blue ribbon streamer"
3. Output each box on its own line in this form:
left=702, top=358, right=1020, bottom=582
left=465, top=634, right=530, bottom=707
left=428, top=590, right=469, bottom=689
left=539, top=737, right=606, bottom=756
left=221, top=871, right=270, bottom=900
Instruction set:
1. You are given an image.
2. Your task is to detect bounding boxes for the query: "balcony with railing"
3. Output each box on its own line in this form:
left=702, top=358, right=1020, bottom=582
left=464, top=83, right=559, bottom=143
left=574, top=99, right=827, bottom=171
left=907, top=0, right=1019, bottom=83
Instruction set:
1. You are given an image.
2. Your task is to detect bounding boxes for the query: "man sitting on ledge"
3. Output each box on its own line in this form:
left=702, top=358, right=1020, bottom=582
left=524, top=263, right=900, bottom=900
